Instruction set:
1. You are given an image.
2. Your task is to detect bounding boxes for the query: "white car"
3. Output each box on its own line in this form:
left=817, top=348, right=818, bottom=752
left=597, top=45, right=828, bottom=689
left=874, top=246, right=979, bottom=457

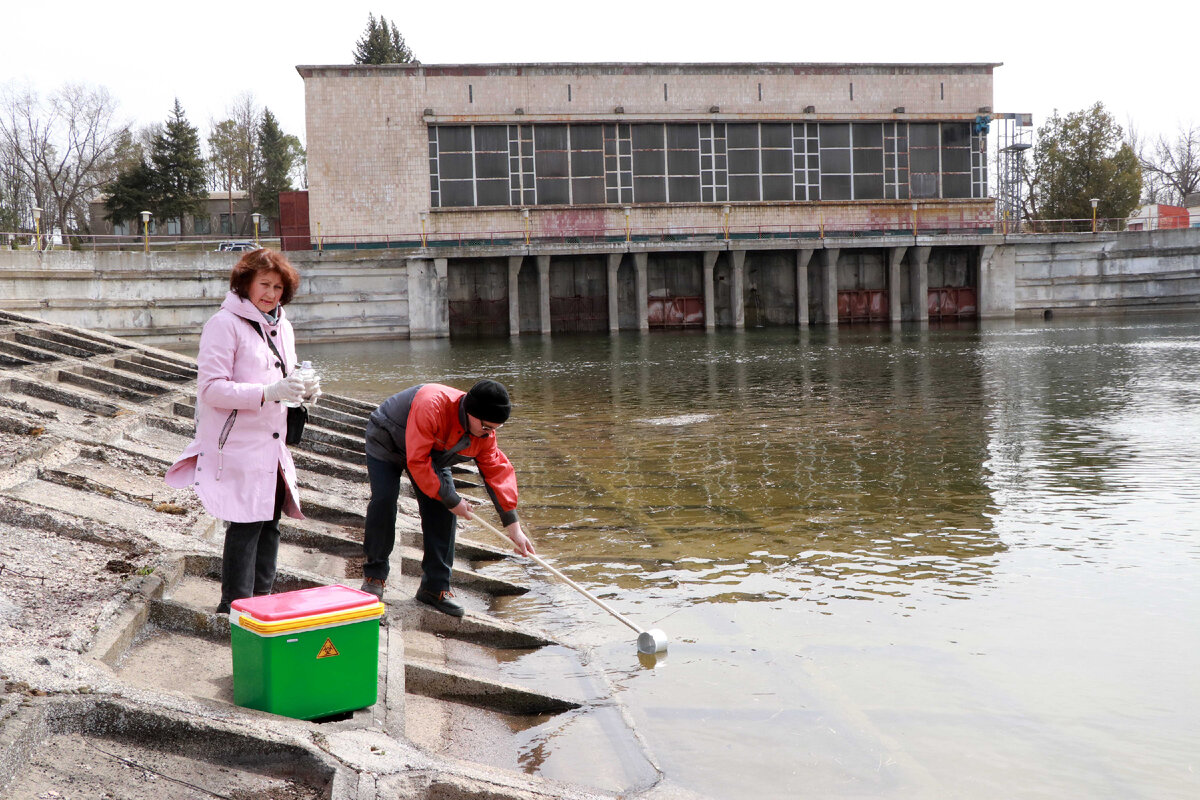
left=215, top=241, right=260, bottom=252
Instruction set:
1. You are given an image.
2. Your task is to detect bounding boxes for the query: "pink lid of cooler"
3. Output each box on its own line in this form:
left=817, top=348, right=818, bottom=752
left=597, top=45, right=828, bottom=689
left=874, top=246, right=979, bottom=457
left=230, top=584, right=378, bottom=622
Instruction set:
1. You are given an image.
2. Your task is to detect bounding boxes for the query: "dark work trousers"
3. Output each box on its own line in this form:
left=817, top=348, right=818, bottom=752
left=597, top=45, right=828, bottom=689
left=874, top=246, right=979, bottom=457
left=217, top=470, right=285, bottom=613
left=362, top=455, right=457, bottom=593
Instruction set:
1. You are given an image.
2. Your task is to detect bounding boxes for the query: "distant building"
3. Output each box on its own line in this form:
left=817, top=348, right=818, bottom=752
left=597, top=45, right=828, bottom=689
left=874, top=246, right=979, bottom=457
left=87, top=191, right=273, bottom=240
left=299, top=61, right=998, bottom=243
left=1185, top=193, right=1200, bottom=228
left=296, top=61, right=1002, bottom=333
left=1126, top=203, right=1190, bottom=231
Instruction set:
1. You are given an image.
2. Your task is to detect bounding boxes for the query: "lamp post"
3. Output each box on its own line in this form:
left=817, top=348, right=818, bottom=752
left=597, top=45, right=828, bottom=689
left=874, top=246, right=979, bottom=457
left=721, top=204, right=731, bottom=241
left=1090, top=198, right=1099, bottom=234
left=251, top=212, right=262, bottom=246
left=32, top=207, right=41, bottom=250
left=623, top=206, right=631, bottom=242
left=140, top=211, right=152, bottom=254
left=419, top=211, right=428, bottom=247
left=521, top=207, right=530, bottom=246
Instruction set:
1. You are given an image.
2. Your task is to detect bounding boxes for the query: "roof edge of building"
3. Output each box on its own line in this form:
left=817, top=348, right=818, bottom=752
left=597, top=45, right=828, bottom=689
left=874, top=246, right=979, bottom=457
left=296, top=61, right=1002, bottom=77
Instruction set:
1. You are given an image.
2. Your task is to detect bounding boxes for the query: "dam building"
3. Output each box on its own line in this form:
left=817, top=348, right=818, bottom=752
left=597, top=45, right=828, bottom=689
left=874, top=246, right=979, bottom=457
left=295, top=62, right=1002, bottom=335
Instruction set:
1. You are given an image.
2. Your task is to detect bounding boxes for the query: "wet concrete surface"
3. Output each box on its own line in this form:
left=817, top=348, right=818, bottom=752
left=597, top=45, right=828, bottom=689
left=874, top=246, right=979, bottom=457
left=0, top=310, right=676, bottom=799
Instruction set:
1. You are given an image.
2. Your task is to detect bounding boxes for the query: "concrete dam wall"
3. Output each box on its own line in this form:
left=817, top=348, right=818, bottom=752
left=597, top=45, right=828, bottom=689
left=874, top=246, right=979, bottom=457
left=988, top=228, right=1200, bottom=316
left=2, top=228, right=1197, bottom=342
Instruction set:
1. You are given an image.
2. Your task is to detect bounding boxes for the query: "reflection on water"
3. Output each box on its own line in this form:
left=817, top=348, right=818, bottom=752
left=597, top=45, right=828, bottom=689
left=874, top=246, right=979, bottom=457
left=309, top=314, right=1200, bottom=799
left=318, top=326, right=1004, bottom=604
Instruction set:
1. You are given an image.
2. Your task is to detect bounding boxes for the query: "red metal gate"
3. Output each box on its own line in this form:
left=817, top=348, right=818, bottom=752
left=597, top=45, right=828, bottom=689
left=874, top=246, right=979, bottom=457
left=278, top=191, right=310, bottom=251
left=648, top=295, right=704, bottom=327
left=837, top=290, right=888, bottom=323
left=928, top=287, right=977, bottom=319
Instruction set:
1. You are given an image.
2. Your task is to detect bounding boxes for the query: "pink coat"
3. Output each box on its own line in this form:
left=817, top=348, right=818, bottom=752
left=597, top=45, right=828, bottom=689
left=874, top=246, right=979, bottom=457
left=165, top=291, right=304, bottom=523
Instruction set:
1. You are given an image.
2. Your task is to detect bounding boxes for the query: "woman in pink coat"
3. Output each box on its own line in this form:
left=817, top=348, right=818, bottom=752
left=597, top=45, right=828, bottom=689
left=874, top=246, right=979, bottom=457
left=166, top=249, right=319, bottom=613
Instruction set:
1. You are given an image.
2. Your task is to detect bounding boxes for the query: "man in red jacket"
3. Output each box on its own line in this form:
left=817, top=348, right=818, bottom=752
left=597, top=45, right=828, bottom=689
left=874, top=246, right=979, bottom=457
left=359, top=380, right=535, bottom=616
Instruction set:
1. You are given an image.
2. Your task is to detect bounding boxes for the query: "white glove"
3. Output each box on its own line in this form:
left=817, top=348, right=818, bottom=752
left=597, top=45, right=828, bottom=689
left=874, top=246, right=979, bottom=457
left=302, top=376, right=322, bottom=408
left=263, top=374, right=305, bottom=404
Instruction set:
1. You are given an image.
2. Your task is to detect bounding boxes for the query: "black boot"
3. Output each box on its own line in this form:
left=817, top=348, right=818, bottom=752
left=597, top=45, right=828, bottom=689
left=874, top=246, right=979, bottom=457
left=415, top=586, right=464, bottom=617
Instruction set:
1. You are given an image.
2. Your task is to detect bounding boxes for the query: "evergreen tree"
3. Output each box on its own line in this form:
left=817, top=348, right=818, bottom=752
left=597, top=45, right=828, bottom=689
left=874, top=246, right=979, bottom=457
left=353, top=13, right=416, bottom=64
left=103, top=159, right=157, bottom=229
left=149, top=99, right=208, bottom=230
left=254, top=108, right=304, bottom=220
left=1029, top=103, right=1141, bottom=223
left=0, top=143, right=24, bottom=234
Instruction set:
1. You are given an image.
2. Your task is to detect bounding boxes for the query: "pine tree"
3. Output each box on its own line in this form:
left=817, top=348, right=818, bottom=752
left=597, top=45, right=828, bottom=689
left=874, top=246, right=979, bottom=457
left=353, top=13, right=415, bottom=64
left=149, top=99, right=208, bottom=231
left=103, top=159, right=156, bottom=228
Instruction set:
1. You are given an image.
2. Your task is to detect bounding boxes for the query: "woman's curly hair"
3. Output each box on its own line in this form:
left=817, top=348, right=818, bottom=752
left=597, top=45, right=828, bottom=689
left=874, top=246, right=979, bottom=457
left=229, top=248, right=300, bottom=306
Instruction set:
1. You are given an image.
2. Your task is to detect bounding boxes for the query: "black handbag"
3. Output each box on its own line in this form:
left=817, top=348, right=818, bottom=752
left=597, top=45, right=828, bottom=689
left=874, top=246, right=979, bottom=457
left=285, top=404, right=308, bottom=445
left=244, top=318, right=307, bottom=445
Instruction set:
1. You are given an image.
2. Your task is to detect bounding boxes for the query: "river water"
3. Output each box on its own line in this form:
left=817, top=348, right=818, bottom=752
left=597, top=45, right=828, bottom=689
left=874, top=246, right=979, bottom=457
left=307, top=314, right=1200, bottom=799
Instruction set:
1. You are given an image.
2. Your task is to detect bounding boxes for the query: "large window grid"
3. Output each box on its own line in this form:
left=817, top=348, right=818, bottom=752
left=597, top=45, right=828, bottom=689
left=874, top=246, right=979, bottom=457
left=818, top=124, right=851, bottom=201
left=971, top=130, right=987, bottom=199
left=534, top=125, right=569, bottom=205
left=428, top=121, right=987, bottom=208
left=603, top=124, right=633, bottom=204
left=793, top=123, right=819, bottom=201
left=428, top=128, right=441, bottom=207
left=727, top=123, right=762, bottom=202
left=509, top=125, right=534, bottom=206
left=571, top=125, right=605, bottom=205
left=884, top=123, right=909, bottom=200
left=433, top=126, right=476, bottom=207
left=700, top=123, right=727, bottom=203
left=940, top=122, right=972, bottom=200
left=666, top=123, right=702, bottom=203
left=760, top=123, right=793, bottom=201
left=909, top=123, right=940, bottom=199
left=473, top=126, right=508, bottom=206
left=851, top=124, right=884, bottom=200
left=631, top=124, right=666, bottom=203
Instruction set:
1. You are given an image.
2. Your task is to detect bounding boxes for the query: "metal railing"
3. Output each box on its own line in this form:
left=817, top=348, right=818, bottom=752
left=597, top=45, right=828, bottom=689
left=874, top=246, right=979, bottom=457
left=2, top=215, right=1191, bottom=255
left=0, top=232, right=282, bottom=253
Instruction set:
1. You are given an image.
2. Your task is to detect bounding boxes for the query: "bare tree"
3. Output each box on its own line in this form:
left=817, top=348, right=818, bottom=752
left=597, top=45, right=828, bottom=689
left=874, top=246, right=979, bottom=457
left=230, top=93, right=262, bottom=229
left=207, top=118, right=240, bottom=229
left=0, top=82, right=130, bottom=239
left=205, top=94, right=262, bottom=236
left=1138, top=123, right=1200, bottom=205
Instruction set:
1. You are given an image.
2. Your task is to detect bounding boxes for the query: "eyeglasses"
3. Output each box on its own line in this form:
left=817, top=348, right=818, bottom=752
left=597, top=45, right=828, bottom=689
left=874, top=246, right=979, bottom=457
left=478, top=422, right=502, bottom=436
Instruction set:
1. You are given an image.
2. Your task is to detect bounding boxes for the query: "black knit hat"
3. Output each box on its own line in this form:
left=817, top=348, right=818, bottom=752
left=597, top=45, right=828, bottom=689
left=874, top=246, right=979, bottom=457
left=463, top=379, right=511, bottom=424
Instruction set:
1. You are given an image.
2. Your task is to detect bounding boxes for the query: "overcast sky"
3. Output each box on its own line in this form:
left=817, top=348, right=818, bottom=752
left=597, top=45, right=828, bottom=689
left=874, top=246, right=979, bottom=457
left=4, top=0, right=1194, bottom=150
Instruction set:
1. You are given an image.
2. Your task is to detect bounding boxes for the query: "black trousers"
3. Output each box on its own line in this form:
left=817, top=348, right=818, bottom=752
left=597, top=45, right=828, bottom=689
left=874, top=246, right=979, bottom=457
left=217, top=471, right=285, bottom=613
left=362, top=455, right=457, bottom=593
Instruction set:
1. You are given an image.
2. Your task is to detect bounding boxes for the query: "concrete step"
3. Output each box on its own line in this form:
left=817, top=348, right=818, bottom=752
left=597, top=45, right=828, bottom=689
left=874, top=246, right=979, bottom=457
left=403, top=662, right=581, bottom=716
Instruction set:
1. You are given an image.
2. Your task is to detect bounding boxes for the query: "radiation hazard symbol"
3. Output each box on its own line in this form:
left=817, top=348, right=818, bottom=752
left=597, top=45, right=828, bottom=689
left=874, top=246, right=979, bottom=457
left=316, top=637, right=340, bottom=659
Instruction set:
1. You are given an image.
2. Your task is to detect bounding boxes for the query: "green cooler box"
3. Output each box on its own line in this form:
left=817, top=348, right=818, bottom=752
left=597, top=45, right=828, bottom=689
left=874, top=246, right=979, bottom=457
left=230, top=585, right=385, bottom=720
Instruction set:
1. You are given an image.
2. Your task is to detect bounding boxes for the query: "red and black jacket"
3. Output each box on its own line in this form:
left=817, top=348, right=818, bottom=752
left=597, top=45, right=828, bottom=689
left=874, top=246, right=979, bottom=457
left=365, top=383, right=519, bottom=525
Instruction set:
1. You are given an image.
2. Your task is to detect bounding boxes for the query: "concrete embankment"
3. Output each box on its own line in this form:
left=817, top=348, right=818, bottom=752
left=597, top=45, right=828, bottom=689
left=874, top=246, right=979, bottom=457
left=2, top=227, right=1198, bottom=346
left=0, top=310, right=680, bottom=799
